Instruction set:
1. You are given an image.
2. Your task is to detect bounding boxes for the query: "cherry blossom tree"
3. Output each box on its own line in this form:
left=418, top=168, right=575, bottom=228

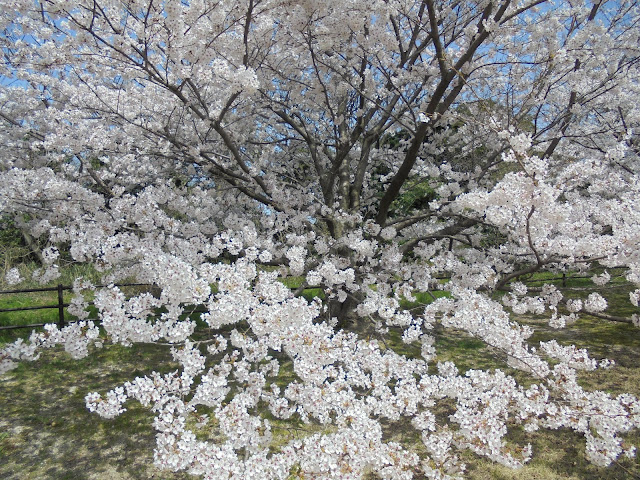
left=1, top=0, right=640, bottom=478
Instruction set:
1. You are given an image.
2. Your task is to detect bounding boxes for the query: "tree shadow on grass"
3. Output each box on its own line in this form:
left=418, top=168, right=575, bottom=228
left=0, top=345, right=193, bottom=480
left=461, top=425, right=640, bottom=480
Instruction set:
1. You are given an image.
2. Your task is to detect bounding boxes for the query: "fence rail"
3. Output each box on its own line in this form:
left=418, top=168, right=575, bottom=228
left=0, top=283, right=152, bottom=331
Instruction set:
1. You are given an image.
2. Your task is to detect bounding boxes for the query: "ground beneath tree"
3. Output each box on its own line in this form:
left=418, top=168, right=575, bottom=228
left=1, top=311, right=639, bottom=479
left=0, top=344, right=192, bottom=480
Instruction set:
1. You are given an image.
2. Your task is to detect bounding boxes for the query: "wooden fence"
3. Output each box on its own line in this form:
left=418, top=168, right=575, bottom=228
left=0, top=283, right=150, bottom=331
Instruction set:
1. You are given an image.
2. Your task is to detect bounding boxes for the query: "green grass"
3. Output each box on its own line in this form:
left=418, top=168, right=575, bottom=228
left=0, top=261, right=104, bottom=344
left=0, top=344, right=192, bottom=480
left=0, top=291, right=80, bottom=345
left=277, top=276, right=325, bottom=302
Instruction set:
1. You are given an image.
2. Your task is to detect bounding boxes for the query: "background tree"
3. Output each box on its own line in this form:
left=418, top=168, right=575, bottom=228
left=1, top=0, right=640, bottom=478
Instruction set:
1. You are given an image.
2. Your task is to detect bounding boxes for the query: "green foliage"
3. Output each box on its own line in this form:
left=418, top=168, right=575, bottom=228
left=0, top=216, right=32, bottom=277
left=391, top=178, right=437, bottom=216
left=479, top=224, right=508, bottom=248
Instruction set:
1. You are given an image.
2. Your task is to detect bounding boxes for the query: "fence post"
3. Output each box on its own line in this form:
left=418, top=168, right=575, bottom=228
left=57, top=283, right=65, bottom=329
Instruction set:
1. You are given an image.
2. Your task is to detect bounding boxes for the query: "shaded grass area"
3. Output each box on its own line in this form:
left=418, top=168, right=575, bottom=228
left=381, top=315, right=640, bottom=478
left=0, top=343, right=192, bottom=480
left=461, top=427, right=640, bottom=480
left=382, top=275, right=640, bottom=479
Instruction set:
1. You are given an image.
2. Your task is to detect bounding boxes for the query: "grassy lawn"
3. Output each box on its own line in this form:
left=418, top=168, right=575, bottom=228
left=0, top=344, right=192, bottom=480
left=431, top=320, right=640, bottom=480
left=1, top=272, right=640, bottom=479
